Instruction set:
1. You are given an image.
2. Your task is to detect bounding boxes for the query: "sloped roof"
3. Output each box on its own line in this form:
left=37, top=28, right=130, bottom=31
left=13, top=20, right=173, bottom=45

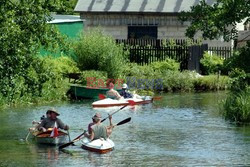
left=238, top=31, right=250, bottom=42
left=74, top=0, right=215, bottom=13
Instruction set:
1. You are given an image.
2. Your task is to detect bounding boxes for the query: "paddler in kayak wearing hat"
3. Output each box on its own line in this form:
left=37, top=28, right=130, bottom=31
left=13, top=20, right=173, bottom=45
left=37, top=108, right=69, bottom=132
left=120, top=83, right=143, bottom=99
left=119, top=83, right=133, bottom=99
left=85, top=113, right=113, bottom=140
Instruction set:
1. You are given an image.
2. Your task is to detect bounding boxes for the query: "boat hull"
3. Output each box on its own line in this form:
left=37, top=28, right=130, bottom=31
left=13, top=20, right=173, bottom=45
left=92, top=97, right=152, bottom=108
left=81, top=137, right=115, bottom=154
left=69, top=84, right=121, bottom=99
left=32, top=131, right=68, bottom=145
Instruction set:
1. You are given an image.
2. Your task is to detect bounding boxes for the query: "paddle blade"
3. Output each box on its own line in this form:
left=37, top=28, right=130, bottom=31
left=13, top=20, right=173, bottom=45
left=127, top=100, right=136, bottom=105
left=153, top=96, right=162, bottom=100
left=59, top=141, right=74, bottom=150
left=59, top=131, right=86, bottom=150
left=99, top=94, right=106, bottom=100
left=116, top=117, right=131, bottom=126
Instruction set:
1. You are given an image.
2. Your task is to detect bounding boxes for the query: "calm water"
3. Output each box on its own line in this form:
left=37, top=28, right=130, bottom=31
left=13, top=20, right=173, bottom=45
left=0, top=92, right=250, bottom=167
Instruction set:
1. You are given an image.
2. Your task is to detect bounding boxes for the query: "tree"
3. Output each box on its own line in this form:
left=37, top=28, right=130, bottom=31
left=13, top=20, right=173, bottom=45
left=55, top=0, right=78, bottom=14
left=180, top=0, right=250, bottom=41
left=0, top=0, right=67, bottom=102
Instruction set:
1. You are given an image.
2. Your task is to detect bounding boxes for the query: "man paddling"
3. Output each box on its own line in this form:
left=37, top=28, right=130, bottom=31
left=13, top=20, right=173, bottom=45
left=106, top=83, right=122, bottom=100
left=120, top=83, right=133, bottom=99
left=85, top=113, right=113, bottom=140
left=38, top=108, right=69, bottom=132
left=120, top=83, right=143, bottom=99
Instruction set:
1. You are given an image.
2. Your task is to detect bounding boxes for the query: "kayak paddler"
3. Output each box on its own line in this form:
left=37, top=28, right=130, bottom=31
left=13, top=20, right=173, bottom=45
left=37, top=108, right=69, bottom=132
left=84, top=113, right=113, bottom=140
left=106, top=83, right=123, bottom=100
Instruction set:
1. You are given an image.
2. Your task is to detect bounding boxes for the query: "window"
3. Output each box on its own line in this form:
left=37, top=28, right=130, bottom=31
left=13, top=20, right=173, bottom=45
left=128, top=26, right=157, bottom=39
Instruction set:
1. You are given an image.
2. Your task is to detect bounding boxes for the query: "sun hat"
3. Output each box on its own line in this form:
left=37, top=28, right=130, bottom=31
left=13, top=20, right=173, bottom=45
left=47, top=108, right=60, bottom=116
left=92, top=113, right=102, bottom=121
left=122, top=83, right=128, bottom=89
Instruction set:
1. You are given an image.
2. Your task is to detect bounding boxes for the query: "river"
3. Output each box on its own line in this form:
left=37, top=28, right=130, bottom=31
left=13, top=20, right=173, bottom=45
left=0, top=92, right=250, bottom=167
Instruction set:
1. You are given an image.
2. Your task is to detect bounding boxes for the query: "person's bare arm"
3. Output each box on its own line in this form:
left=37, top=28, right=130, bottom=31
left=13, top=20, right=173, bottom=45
left=90, top=131, right=94, bottom=140
left=84, top=129, right=95, bottom=140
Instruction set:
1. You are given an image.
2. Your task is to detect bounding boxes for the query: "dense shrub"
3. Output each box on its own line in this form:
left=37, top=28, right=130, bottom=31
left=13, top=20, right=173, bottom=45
left=223, top=88, right=250, bottom=123
left=123, top=61, right=229, bottom=92
left=80, top=70, right=108, bottom=87
left=223, top=42, right=250, bottom=74
left=200, top=51, right=224, bottom=74
left=151, top=58, right=180, bottom=72
left=123, top=63, right=155, bottom=78
left=194, top=75, right=230, bottom=91
left=0, top=56, right=78, bottom=107
left=73, top=29, right=128, bottom=78
left=222, top=69, right=250, bottom=123
left=162, top=71, right=194, bottom=92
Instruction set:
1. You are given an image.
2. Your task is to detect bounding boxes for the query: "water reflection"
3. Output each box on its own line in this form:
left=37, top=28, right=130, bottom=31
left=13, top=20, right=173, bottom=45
left=85, top=151, right=113, bottom=167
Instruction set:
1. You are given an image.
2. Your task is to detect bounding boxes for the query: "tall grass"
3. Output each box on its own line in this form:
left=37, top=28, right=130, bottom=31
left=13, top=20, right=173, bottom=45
left=222, top=88, right=250, bottom=123
left=221, top=69, right=250, bottom=123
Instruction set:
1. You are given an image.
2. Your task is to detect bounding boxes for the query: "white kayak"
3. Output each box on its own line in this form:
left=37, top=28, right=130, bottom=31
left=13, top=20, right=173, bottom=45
left=92, top=97, right=152, bottom=108
left=81, top=137, right=115, bottom=154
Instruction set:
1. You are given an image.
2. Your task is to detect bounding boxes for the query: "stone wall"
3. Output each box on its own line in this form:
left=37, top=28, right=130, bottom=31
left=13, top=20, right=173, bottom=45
left=81, top=13, right=232, bottom=47
left=85, top=25, right=128, bottom=39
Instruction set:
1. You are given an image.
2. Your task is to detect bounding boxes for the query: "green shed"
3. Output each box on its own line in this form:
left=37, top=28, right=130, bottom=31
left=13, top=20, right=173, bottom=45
left=49, top=14, right=84, bottom=39
left=41, top=15, right=84, bottom=57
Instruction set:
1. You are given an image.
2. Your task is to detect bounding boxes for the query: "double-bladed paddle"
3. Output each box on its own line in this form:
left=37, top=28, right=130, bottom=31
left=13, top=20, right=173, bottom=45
left=113, top=117, right=131, bottom=127
left=100, top=100, right=135, bottom=122
left=59, top=130, right=87, bottom=150
left=59, top=117, right=132, bottom=150
left=58, top=101, right=134, bottom=150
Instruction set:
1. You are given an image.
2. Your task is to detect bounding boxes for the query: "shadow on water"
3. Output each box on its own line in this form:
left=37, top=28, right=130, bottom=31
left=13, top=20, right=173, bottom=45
left=0, top=92, right=250, bottom=166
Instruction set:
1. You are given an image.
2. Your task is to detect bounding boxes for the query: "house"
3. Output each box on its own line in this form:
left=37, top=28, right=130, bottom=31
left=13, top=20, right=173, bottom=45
left=236, top=21, right=250, bottom=48
left=74, top=0, right=231, bottom=47
left=237, top=31, right=250, bottom=48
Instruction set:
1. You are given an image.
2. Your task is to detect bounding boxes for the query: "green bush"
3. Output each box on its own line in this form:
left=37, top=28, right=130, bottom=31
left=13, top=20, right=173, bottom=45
left=80, top=70, right=108, bottom=87
left=150, top=58, right=180, bottom=72
left=123, top=63, right=155, bottom=78
left=200, top=51, right=224, bottom=74
left=0, top=56, right=79, bottom=107
left=222, top=88, right=250, bottom=123
left=73, top=29, right=128, bottom=78
left=194, top=75, right=230, bottom=91
left=162, top=71, right=194, bottom=92
left=223, top=42, right=250, bottom=74
left=222, top=69, right=250, bottom=123
left=123, top=62, right=230, bottom=92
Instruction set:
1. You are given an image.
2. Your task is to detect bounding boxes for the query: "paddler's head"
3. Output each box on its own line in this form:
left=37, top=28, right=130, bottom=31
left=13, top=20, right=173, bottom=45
left=108, top=83, right=114, bottom=89
left=122, top=83, right=128, bottom=90
left=47, top=108, right=60, bottom=120
left=92, top=113, right=102, bottom=123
